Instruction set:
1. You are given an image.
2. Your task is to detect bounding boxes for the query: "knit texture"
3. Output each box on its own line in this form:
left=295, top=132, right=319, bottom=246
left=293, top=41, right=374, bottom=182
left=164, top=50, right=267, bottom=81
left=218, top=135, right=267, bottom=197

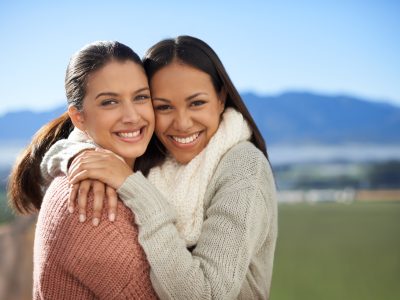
left=118, top=141, right=278, bottom=299
left=40, top=129, right=96, bottom=187
left=41, top=109, right=252, bottom=247
left=40, top=115, right=278, bottom=298
left=147, top=108, right=252, bottom=246
left=34, top=176, right=158, bottom=300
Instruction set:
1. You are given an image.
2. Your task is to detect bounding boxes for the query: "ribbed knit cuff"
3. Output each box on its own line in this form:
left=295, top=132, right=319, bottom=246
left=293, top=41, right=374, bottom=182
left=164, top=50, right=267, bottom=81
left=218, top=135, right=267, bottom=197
left=40, top=140, right=96, bottom=187
left=117, top=172, right=177, bottom=226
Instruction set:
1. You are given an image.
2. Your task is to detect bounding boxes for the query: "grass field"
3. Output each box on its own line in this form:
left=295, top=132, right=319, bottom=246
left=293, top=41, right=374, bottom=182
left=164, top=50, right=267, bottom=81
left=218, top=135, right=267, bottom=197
left=271, top=202, right=400, bottom=300
left=1, top=193, right=399, bottom=299
left=0, top=192, right=15, bottom=224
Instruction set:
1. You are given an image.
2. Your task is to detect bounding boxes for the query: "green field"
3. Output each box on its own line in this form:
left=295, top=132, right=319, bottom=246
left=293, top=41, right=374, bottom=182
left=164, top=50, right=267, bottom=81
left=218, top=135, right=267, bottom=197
left=271, top=202, right=400, bottom=300
left=1, top=194, right=399, bottom=299
left=0, top=192, right=15, bottom=224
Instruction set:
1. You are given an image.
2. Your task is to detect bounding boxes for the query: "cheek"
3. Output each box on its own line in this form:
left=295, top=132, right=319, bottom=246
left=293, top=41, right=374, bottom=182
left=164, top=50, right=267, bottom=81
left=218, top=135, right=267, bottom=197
left=88, top=119, right=107, bottom=135
left=208, top=118, right=221, bottom=136
left=85, top=111, right=114, bottom=134
left=154, top=114, right=169, bottom=135
left=204, top=109, right=221, bottom=131
left=141, top=104, right=155, bottom=126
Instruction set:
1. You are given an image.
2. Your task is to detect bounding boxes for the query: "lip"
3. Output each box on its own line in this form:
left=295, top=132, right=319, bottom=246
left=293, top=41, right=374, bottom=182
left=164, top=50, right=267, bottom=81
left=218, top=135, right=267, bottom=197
left=168, top=131, right=203, bottom=148
left=113, top=126, right=146, bottom=143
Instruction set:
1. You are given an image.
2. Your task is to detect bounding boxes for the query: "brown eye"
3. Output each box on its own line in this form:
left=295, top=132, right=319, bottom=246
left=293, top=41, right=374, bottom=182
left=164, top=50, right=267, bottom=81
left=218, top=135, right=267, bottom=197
left=100, top=99, right=118, bottom=106
left=135, top=94, right=151, bottom=101
left=190, top=100, right=206, bottom=107
left=154, top=104, right=172, bottom=111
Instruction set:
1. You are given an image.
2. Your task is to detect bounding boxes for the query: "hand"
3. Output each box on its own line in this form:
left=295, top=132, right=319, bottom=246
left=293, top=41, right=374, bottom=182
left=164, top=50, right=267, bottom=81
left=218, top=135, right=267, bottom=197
left=68, top=180, right=118, bottom=226
left=68, top=148, right=133, bottom=189
left=67, top=148, right=133, bottom=226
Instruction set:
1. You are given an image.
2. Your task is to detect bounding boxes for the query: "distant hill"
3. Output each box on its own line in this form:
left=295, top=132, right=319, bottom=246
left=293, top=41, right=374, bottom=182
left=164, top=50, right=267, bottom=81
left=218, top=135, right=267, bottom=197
left=1, top=92, right=400, bottom=145
left=0, top=105, right=66, bottom=142
left=243, top=92, right=400, bottom=144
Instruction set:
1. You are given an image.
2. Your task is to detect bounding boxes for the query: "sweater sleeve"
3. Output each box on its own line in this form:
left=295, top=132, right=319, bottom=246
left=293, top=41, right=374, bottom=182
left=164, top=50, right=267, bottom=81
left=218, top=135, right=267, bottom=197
left=117, top=145, right=275, bottom=299
left=40, top=130, right=96, bottom=188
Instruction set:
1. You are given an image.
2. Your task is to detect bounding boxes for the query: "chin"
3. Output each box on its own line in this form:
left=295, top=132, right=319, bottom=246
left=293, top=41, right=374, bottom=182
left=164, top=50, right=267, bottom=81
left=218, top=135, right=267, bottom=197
left=174, top=153, right=196, bottom=164
left=117, top=148, right=145, bottom=162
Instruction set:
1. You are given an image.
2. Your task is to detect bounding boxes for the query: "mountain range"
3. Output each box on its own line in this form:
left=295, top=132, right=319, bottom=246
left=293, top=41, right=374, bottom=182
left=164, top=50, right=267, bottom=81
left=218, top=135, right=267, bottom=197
left=1, top=92, right=400, bottom=145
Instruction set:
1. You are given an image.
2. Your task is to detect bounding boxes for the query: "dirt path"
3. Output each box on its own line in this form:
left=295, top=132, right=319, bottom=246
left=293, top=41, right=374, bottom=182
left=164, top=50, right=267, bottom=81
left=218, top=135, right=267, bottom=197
left=0, top=215, right=36, bottom=300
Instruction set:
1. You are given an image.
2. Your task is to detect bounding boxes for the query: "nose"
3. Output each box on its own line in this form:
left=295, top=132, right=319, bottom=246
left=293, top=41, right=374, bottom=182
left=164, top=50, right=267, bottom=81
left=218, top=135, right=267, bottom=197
left=173, top=109, right=193, bottom=132
left=121, top=102, right=141, bottom=124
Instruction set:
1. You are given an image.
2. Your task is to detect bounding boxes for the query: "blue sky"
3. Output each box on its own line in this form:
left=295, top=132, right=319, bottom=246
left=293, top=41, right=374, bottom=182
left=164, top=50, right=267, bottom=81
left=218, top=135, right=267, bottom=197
left=0, top=0, right=399, bottom=115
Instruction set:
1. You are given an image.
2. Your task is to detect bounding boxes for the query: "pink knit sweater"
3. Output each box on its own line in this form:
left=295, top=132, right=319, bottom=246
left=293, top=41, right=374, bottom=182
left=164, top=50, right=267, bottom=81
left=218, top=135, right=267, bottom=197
left=33, top=176, right=158, bottom=299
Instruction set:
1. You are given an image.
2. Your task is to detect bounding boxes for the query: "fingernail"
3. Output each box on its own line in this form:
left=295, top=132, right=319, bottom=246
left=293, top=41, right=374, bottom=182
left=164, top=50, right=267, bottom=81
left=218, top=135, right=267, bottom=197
left=92, top=218, right=99, bottom=226
left=79, top=214, right=86, bottom=223
left=68, top=206, right=74, bottom=214
left=109, top=213, right=115, bottom=222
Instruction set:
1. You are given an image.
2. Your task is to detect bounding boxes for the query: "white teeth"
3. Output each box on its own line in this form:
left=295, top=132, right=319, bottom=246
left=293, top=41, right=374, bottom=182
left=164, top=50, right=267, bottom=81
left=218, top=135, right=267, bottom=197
left=118, top=130, right=140, bottom=138
left=172, top=132, right=200, bottom=144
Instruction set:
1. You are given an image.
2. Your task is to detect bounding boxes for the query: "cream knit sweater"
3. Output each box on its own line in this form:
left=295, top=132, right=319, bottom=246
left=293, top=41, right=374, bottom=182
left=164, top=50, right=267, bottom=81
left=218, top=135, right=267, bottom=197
left=41, top=140, right=277, bottom=299
left=146, top=108, right=252, bottom=246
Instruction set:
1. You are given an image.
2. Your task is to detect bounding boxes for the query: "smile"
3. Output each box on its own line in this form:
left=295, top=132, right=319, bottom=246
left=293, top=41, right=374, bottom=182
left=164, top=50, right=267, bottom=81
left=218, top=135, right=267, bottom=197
left=114, top=127, right=145, bottom=142
left=170, top=132, right=201, bottom=144
left=117, top=130, right=140, bottom=138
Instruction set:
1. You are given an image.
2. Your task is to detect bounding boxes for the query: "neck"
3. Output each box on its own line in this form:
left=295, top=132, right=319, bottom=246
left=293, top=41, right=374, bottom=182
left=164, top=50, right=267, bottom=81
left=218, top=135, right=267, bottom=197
left=124, top=158, right=135, bottom=169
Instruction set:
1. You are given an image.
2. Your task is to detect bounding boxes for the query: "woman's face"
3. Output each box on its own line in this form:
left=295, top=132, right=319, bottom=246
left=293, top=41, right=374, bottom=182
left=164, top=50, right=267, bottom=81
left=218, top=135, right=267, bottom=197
left=150, top=62, right=225, bottom=164
left=70, top=60, right=154, bottom=167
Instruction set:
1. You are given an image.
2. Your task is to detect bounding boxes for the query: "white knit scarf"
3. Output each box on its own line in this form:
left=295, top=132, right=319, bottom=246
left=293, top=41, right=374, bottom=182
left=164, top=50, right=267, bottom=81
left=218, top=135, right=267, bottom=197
left=148, top=108, right=252, bottom=246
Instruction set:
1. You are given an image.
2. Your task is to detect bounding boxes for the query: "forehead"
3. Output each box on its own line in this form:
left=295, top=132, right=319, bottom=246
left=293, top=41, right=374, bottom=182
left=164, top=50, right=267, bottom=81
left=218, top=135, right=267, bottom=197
left=86, top=60, right=147, bottom=92
left=150, top=62, right=215, bottom=94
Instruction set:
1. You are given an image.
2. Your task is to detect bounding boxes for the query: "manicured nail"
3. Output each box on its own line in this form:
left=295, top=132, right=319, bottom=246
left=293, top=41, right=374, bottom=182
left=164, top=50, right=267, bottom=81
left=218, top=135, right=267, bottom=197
left=68, top=206, right=74, bottom=214
left=79, top=214, right=86, bottom=223
left=92, top=218, right=99, bottom=226
left=109, top=213, right=115, bottom=222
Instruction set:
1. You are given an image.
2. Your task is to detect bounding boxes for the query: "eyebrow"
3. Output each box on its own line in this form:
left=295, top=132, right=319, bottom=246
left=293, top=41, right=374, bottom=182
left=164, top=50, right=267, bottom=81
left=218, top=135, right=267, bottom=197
left=187, top=92, right=208, bottom=101
left=95, top=87, right=150, bottom=99
left=153, top=92, right=208, bottom=103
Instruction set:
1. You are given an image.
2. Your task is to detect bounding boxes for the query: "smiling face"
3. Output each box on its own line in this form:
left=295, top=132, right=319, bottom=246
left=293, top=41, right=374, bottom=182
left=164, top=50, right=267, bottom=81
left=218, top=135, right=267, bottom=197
left=150, top=62, right=225, bottom=164
left=69, top=60, right=154, bottom=167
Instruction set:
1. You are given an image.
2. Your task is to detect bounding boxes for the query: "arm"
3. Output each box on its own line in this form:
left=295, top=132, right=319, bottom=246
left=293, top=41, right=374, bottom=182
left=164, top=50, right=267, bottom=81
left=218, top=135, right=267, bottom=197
left=40, top=128, right=119, bottom=223
left=117, top=146, right=276, bottom=299
left=40, top=128, right=96, bottom=188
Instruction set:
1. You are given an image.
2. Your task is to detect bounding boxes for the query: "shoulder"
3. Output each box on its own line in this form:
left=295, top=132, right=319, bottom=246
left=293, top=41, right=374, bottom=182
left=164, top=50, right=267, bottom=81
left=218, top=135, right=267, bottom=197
left=214, top=141, right=274, bottom=187
left=208, top=141, right=277, bottom=218
left=221, top=141, right=267, bottom=170
left=204, top=142, right=277, bottom=246
left=212, top=141, right=277, bottom=236
left=38, top=178, right=151, bottom=297
left=40, top=176, right=70, bottom=219
left=40, top=176, right=138, bottom=246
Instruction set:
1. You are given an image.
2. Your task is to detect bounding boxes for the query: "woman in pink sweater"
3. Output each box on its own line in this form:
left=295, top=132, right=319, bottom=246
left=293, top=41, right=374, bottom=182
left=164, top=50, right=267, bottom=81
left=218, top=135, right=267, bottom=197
left=8, top=41, right=158, bottom=299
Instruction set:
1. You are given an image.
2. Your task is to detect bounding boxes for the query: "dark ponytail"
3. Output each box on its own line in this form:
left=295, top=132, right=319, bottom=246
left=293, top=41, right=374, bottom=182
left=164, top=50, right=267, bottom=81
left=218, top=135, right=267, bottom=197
left=8, top=113, right=73, bottom=214
left=8, top=41, right=143, bottom=214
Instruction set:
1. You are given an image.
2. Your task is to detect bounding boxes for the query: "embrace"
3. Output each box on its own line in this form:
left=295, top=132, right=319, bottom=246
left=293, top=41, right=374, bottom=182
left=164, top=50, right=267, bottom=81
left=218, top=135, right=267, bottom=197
left=9, top=36, right=277, bottom=299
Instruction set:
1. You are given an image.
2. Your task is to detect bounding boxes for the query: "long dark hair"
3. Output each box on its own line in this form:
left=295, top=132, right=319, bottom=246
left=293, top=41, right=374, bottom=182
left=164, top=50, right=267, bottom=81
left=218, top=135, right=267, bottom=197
left=142, top=35, right=269, bottom=164
left=8, top=41, right=143, bottom=214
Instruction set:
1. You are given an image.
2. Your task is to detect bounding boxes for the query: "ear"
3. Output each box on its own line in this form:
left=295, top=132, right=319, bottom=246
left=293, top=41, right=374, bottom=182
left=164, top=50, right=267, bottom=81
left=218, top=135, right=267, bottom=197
left=218, top=88, right=227, bottom=114
left=68, top=105, right=86, bottom=131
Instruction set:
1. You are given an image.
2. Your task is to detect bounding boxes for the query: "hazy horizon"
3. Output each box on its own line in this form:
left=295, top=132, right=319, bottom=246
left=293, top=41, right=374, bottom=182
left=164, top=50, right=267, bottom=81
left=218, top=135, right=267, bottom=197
left=1, top=142, right=400, bottom=169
